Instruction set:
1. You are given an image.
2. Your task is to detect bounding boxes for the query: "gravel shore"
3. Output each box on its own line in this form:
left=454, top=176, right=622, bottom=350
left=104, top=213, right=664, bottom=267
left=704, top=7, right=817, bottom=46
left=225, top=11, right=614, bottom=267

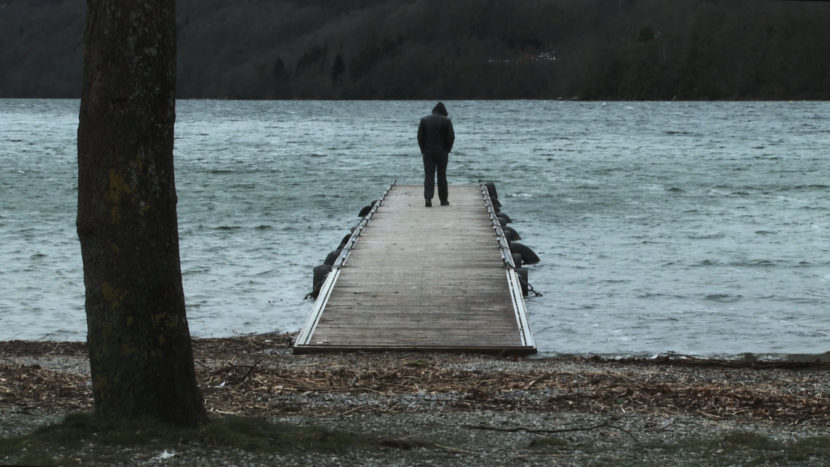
left=2, top=334, right=829, bottom=465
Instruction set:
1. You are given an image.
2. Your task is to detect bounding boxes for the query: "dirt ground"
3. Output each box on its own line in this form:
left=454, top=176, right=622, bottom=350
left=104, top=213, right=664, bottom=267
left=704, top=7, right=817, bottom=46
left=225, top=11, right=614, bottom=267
left=2, top=333, right=829, bottom=422
left=2, top=333, right=830, bottom=465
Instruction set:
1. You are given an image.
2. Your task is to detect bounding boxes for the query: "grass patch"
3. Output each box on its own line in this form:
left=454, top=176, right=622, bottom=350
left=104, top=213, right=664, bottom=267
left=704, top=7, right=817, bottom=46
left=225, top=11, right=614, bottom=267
left=784, top=436, right=830, bottom=463
left=629, top=430, right=830, bottom=466
left=6, top=415, right=830, bottom=465
left=721, top=430, right=783, bottom=451
left=0, top=413, right=378, bottom=465
left=528, top=436, right=570, bottom=451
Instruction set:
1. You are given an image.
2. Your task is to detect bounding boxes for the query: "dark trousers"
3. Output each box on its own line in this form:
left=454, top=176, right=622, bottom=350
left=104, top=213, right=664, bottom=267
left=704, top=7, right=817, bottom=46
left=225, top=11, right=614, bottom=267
left=422, top=151, right=449, bottom=202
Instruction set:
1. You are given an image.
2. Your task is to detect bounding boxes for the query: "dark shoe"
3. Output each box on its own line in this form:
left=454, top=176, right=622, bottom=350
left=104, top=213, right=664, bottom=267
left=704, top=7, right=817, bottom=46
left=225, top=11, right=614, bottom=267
left=440, top=200, right=450, bottom=206
left=425, top=200, right=432, bottom=207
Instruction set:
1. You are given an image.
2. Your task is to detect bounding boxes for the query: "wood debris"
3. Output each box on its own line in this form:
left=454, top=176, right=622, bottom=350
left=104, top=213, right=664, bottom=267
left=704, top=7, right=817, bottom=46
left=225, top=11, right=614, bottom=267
left=1, top=334, right=828, bottom=426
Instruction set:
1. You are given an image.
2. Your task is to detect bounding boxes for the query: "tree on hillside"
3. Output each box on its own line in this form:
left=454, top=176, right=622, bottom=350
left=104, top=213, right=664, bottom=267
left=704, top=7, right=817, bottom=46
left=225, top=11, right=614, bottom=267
left=76, top=0, right=206, bottom=425
left=6, top=0, right=830, bottom=99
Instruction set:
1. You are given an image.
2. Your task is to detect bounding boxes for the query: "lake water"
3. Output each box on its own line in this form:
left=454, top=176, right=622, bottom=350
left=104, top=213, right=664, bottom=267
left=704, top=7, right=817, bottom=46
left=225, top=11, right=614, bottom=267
left=1, top=99, right=828, bottom=357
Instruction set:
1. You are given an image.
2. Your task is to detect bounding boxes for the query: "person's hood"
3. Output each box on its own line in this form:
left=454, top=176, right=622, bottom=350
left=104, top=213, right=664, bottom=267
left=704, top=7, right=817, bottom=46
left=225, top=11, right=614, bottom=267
left=432, top=102, right=448, bottom=116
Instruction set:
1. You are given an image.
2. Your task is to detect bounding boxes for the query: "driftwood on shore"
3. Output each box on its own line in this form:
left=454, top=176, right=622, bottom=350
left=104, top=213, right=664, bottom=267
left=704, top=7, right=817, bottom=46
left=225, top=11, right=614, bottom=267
left=1, top=333, right=829, bottom=425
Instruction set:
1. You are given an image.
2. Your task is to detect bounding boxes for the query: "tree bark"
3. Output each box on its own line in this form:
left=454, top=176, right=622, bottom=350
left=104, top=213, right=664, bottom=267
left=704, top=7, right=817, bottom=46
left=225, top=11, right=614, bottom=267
left=77, top=0, right=206, bottom=425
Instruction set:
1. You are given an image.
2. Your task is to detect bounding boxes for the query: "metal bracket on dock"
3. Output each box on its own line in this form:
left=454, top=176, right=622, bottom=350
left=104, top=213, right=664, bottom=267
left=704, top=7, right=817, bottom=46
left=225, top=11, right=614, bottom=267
left=480, top=183, right=536, bottom=350
left=480, top=184, right=516, bottom=270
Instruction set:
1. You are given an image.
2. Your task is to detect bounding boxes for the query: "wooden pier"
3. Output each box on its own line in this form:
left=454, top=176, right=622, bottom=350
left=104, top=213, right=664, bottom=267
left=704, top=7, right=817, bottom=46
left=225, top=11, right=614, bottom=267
left=294, top=184, right=536, bottom=354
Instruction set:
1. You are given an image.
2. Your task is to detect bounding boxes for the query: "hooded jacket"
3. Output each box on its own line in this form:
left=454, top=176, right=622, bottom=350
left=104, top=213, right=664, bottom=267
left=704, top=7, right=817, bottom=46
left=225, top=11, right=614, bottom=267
left=418, top=103, right=455, bottom=155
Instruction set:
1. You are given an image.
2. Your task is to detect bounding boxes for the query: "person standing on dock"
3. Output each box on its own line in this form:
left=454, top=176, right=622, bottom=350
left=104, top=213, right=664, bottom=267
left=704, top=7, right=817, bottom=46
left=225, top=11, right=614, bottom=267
left=418, top=102, right=455, bottom=207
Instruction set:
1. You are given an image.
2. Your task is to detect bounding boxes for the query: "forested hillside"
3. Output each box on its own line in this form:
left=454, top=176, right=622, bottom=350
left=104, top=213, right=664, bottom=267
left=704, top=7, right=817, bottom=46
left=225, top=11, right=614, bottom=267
left=2, top=0, right=829, bottom=99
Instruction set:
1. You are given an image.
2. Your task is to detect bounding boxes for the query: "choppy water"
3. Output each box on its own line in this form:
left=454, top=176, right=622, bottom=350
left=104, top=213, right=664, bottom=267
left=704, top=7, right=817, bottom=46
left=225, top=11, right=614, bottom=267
left=1, top=99, right=828, bottom=357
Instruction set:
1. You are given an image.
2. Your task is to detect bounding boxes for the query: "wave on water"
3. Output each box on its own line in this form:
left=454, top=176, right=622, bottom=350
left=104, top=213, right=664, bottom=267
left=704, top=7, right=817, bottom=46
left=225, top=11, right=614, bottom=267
left=1, top=99, right=829, bottom=358
left=704, top=294, right=743, bottom=303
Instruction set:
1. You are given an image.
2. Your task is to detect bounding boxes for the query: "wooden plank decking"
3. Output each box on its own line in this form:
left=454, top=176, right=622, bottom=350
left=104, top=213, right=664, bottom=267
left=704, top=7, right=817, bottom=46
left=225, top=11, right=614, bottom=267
left=294, top=184, right=536, bottom=354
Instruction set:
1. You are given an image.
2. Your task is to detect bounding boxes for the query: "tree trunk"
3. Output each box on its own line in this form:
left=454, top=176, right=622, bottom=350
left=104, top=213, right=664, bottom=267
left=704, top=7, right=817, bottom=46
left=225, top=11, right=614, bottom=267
left=77, top=0, right=206, bottom=425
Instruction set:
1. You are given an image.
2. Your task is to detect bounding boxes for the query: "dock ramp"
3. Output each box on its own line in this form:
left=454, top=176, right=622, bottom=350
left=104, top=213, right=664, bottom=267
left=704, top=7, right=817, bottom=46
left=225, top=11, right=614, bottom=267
left=295, top=184, right=536, bottom=354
